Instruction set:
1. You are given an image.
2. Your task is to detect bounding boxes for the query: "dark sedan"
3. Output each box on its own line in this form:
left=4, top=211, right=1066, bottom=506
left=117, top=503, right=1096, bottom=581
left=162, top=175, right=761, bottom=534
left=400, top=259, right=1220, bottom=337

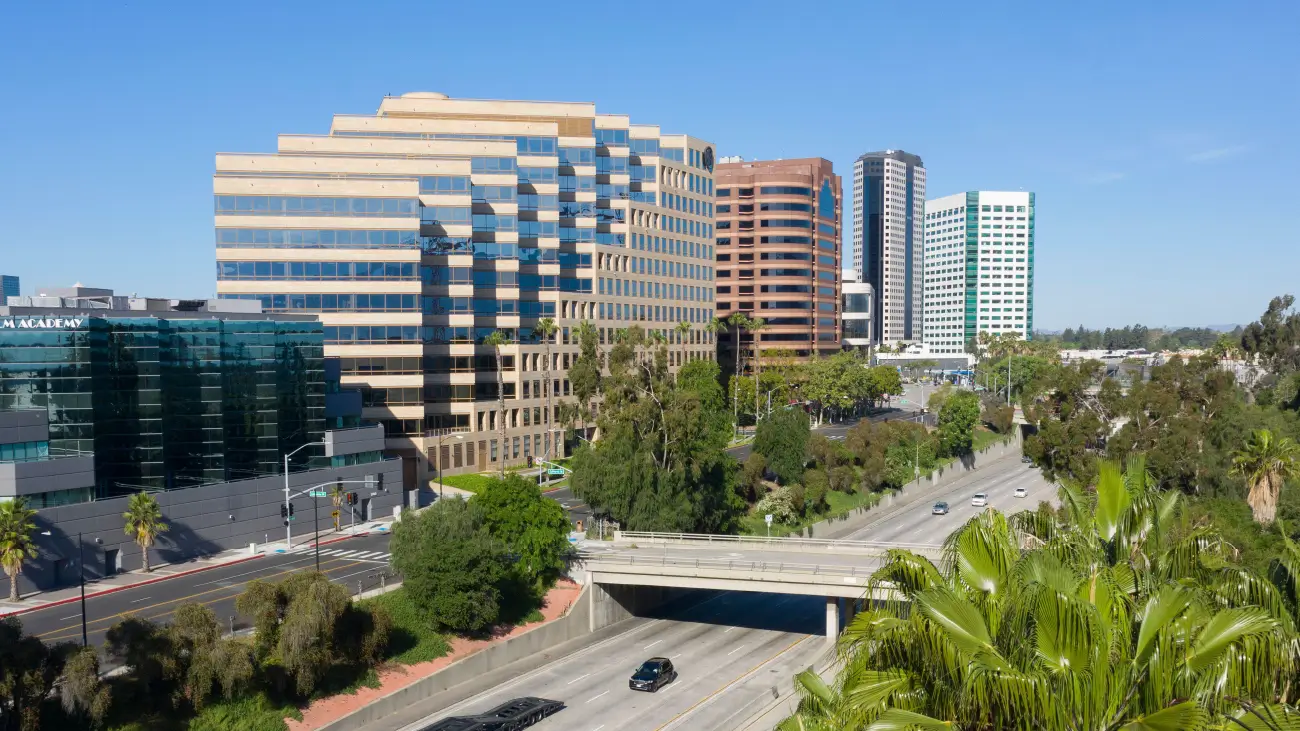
left=629, top=657, right=678, bottom=692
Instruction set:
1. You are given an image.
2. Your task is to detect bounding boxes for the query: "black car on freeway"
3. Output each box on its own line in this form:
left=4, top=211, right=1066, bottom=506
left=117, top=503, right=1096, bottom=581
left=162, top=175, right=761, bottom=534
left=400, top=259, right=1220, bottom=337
left=422, top=697, right=564, bottom=730
left=629, top=657, right=678, bottom=692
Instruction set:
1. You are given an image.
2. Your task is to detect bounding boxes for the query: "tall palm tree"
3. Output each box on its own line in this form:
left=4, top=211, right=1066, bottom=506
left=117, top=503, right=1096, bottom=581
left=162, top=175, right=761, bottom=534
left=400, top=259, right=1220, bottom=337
left=483, top=330, right=511, bottom=476
left=123, top=492, right=168, bottom=573
left=675, top=320, right=692, bottom=372
left=727, top=313, right=751, bottom=426
left=0, top=497, right=38, bottom=602
left=748, top=317, right=767, bottom=420
left=783, top=458, right=1300, bottom=730
left=1233, top=429, right=1300, bottom=525
left=533, top=317, right=559, bottom=457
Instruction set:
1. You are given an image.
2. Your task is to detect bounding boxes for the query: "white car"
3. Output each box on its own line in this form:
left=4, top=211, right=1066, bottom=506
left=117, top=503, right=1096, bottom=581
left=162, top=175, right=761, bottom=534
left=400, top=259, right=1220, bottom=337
left=1014, top=487, right=1028, bottom=499
left=971, top=493, right=988, bottom=507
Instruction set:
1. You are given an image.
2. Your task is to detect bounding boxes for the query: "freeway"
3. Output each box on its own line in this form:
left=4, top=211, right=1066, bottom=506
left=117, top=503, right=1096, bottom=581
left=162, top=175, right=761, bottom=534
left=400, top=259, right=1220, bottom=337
left=840, top=457, right=1056, bottom=545
left=395, top=590, right=829, bottom=731
left=10, top=531, right=395, bottom=652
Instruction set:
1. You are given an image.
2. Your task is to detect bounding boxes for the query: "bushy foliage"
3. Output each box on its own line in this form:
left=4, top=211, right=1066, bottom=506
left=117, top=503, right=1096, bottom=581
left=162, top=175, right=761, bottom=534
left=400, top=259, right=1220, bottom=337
left=571, top=328, right=743, bottom=532
left=390, top=498, right=508, bottom=635
left=754, top=486, right=798, bottom=525
left=754, top=406, right=810, bottom=485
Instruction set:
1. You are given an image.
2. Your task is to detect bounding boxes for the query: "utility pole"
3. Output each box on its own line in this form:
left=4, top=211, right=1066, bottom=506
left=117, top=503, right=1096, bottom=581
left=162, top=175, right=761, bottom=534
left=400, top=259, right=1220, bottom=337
left=1007, top=352, right=1013, bottom=407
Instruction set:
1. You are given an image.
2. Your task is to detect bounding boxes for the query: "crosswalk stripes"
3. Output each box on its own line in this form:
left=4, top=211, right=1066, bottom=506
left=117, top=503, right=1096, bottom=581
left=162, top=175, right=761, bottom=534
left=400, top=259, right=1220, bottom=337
left=280, top=545, right=392, bottom=561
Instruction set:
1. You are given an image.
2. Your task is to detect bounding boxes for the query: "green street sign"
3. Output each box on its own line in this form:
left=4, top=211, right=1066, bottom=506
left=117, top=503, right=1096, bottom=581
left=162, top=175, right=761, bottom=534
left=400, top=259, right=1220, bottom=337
left=308, top=490, right=327, bottom=498
left=547, top=468, right=565, bottom=476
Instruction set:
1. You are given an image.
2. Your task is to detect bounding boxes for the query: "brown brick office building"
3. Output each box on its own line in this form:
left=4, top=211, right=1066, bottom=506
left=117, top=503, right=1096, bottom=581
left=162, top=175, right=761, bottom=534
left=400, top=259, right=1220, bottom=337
left=714, top=158, right=841, bottom=368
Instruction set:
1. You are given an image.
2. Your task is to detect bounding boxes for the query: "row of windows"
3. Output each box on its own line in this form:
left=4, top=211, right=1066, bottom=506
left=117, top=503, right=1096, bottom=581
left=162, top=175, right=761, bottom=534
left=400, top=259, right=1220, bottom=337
left=627, top=233, right=713, bottom=260
left=422, top=206, right=472, bottom=225
left=216, top=228, right=419, bottom=249
left=595, top=301, right=713, bottom=323
left=559, top=147, right=596, bottom=166
left=518, top=167, right=559, bottom=185
left=717, top=186, right=812, bottom=198
left=420, top=176, right=471, bottom=194
left=227, top=293, right=421, bottom=312
left=471, top=157, right=517, bottom=173
left=599, top=278, right=711, bottom=302
left=0, top=439, right=49, bottom=463
left=217, top=261, right=418, bottom=281
left=214, top=196, right=418, bottom=217
left=324, top=320, right=554, bottom=345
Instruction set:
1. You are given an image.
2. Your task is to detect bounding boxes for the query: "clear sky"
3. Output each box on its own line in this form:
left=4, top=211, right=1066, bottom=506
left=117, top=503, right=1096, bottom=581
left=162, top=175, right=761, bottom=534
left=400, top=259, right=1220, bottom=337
left=1, top=1, right=1296, bottom=330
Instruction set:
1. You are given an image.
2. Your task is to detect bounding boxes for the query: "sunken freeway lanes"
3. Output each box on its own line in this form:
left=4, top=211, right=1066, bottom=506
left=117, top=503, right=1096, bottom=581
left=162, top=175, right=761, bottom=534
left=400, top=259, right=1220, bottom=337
left=13, top=532, right=395, bottom=650
left=394, top=590, right=829, bottom=731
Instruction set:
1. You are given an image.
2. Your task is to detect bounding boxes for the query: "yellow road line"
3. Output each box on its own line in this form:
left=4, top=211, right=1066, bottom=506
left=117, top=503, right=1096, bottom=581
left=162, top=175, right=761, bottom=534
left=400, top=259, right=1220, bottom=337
left=653, top=635, right=811, bottom=731
left=36, top=555, right=373, bottom=641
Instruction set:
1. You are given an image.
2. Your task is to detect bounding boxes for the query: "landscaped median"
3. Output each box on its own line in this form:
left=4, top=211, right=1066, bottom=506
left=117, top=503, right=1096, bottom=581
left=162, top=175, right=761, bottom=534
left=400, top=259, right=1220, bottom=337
left=287, top=579, right=582, bottom=731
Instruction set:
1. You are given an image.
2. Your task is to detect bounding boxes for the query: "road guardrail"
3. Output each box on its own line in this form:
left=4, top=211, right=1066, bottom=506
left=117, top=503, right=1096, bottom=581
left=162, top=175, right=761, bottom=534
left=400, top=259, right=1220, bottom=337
left=612, top=530, right=941, bottom=556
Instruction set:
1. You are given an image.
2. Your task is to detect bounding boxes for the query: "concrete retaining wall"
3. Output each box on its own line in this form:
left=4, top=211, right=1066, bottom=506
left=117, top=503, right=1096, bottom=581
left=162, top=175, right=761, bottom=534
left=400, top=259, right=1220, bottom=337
left=319, top=582, right=696, bottom=731
left=320, top=585, right=592, bottom=731
left=799, top=435, right=1021, bottom=540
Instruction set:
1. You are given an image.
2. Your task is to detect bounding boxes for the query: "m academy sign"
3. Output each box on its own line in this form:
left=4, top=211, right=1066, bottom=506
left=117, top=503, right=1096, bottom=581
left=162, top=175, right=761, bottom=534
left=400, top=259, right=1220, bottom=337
left=0, top=317, right=87, bottom=329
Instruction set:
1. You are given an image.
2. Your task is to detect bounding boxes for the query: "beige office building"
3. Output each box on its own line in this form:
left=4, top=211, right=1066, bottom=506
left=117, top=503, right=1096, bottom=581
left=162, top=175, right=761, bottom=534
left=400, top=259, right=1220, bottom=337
left=215, top=92, right=717, bottom=486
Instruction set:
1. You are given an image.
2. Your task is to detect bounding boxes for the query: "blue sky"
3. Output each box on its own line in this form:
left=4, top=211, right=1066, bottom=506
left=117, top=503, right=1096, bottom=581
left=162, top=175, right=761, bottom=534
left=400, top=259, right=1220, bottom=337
left=1, top=0, right=1296, bottom=330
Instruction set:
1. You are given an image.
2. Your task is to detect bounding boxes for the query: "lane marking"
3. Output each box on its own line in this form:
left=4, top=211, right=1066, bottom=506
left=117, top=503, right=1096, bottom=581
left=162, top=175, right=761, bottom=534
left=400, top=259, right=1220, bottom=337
left=591, top=726, right=606, bottom=731
left=129, top=596, right=151, bottom=603
left=726, top=644, right=746, bottom=656
left=37, top=555, right=374, bottom=641
left=644, top=640, right=662, bottom=650
left=653, top=635, right=812, bottom=731
left=723, top=626, right=736, bottom=633
left=566, top=673, right=591, bottom=685
left=586, top=690, right=609, bottom=704
left=404, top=593, right=737, bottom=728
left=60, top=614, right=80, bottom=621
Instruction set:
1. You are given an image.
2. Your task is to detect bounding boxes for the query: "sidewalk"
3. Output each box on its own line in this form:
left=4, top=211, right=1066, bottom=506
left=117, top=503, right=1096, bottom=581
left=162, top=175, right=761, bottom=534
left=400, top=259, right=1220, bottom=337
left=0, top=519, right=394, bottom=618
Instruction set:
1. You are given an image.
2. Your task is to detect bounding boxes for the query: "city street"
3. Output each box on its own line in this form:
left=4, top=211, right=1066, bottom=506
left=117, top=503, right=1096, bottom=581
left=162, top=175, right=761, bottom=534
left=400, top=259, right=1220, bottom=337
left=9, top=531, right=394, bottom=653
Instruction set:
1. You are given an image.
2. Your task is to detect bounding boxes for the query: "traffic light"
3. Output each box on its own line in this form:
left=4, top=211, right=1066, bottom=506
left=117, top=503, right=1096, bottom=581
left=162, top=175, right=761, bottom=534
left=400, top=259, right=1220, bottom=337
left=376, top=473, right=384, bottom=491
left=281, top=503, right=288, bottom=525
left=527, top=456, right=534, bottom=467
left=347, top=492, right=358, bottom=506
left=289, top=503, right=295, bottom=516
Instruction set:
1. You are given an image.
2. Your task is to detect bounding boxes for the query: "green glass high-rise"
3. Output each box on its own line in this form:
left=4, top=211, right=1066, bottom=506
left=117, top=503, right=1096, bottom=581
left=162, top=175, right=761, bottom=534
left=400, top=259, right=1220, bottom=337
left=1, top=300, right=324, bottom=497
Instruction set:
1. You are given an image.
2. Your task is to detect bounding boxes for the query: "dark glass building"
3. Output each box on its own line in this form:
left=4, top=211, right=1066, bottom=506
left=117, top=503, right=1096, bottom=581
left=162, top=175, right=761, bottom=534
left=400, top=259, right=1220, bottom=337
left=1, top=289, right=325, bottom=497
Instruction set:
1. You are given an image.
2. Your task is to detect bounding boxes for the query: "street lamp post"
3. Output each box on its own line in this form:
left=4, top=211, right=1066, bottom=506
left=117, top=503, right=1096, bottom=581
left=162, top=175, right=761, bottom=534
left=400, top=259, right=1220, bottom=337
left=41, top=530, right=88, bottom=647
left=284, top=440, right=325, bottom=550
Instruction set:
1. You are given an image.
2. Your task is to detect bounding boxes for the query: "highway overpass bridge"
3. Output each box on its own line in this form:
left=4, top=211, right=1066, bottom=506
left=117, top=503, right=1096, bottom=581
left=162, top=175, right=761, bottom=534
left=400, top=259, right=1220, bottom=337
left=575, top=532, right=942, bottom=641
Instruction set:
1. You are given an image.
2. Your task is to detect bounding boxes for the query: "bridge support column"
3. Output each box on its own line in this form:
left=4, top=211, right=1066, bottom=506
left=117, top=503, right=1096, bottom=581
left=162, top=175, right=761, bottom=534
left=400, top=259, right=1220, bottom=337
left=825, top=596, right=839, bottom=643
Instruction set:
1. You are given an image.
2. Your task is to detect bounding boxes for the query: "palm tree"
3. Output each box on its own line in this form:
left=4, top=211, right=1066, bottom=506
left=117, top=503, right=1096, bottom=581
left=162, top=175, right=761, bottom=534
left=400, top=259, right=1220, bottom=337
left=1233, top=429, right=1300, bottom=525
left=123, top=492, right=168, bottom=573
left=727, top=313, right=751, bottom=427
left=783, top=458, right=1300, bottom=730
left=534, top=317, right=559, bottom=456
left=483, top=330, right=511, bottom=476
left=0, top=497, right=38, bottom=602
left=748, top=317, right=767, bottom=421
left=675, top=321, right=692, bottom=372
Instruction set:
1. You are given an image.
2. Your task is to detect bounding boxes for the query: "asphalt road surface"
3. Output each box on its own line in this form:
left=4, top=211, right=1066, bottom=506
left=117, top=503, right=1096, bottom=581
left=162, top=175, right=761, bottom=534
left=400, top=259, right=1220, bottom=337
left=11, top=531, right=395, bottom=655
left=840, top=457, right=1056, bottom=545
left=396, top=590, right=828, bottom=731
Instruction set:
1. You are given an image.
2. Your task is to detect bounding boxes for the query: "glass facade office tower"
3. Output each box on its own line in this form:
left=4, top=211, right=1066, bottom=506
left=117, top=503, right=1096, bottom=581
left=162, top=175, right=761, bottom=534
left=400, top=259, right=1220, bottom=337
left=851, top=150, right=925, bottom=345
left=714, top=158, right=841, bottom=365
left=1, top=276, right=18, bottom=301
left=922, top=191, right=1036, bottom=354
left=214, top=92, right=717, bottom=481
left=0, top=309, right=324, bottom=497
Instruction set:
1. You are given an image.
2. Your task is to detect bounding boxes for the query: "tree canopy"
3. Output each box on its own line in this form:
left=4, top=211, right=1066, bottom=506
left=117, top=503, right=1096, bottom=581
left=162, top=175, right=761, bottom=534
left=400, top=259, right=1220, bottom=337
left=569, top=327, right=743, bottom=533
left=754, top=406, right=811, bottom=485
